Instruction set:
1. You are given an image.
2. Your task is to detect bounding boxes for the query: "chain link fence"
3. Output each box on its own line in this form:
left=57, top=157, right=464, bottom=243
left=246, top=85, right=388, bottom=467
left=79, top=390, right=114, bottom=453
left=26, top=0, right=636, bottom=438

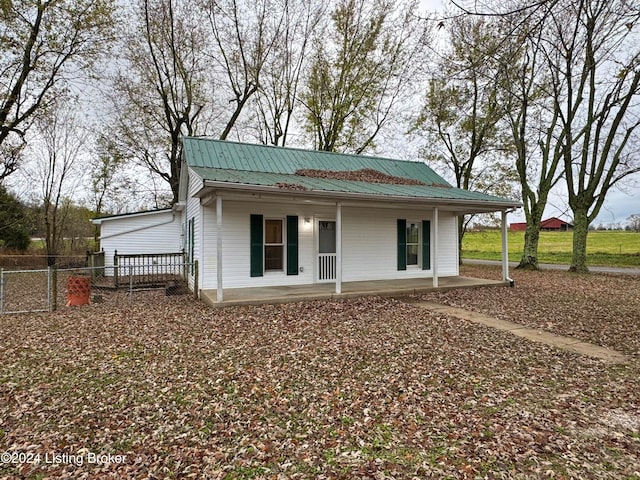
left=0, top=262, right=195, bottom=315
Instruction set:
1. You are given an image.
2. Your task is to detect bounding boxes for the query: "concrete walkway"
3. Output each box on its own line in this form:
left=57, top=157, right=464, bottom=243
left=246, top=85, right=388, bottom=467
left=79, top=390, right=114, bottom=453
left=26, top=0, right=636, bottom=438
left=464, top=258, right=640, bottom=276
left=414, top=301, right=628, bottom=364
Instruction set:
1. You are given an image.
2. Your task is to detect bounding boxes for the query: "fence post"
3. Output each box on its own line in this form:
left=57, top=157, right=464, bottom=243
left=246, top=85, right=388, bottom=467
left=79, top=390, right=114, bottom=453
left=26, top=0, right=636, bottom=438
left=193, top=260, right=199, bottom=300
left=129, top=265, right=133, bottom=304
left=0, top=268, right=4, bottom=314
left=114, top=250, right=119, bottom=287
left=51, top=266, right=58, bottom=312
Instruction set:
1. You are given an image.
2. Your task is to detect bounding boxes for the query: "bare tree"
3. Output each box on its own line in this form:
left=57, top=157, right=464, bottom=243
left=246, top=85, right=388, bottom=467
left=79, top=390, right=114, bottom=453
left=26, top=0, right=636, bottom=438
left=111, top=0, right=207, bottom=204
left=205, top=0, right=287, bottom=140
left=0, top=0, right=115, bottom=182
left=302, top=0, right=429, bottom=154
left=495, top=4, right=567, bottom=271
left=253, top=0, right=324, bottom=146
left=541, top=0, right=640, bottom=272
left=24, top=100, right=89, bottom=265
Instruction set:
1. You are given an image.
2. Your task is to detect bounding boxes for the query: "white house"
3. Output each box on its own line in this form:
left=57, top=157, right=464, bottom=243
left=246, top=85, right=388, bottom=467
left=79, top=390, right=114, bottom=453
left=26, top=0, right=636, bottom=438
left=94, top=138, right=520, bottom=303
left=92, top=208, right=182, bottom=268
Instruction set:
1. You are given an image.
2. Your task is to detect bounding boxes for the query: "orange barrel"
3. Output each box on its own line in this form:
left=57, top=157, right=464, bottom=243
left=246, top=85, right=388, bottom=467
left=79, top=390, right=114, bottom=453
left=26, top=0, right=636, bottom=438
left=66, top=276, right=91, bottom=306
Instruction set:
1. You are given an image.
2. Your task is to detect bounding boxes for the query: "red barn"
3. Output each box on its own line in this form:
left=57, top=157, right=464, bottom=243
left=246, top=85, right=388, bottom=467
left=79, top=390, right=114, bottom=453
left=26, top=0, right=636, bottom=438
left=510, top=217, right=573, bottom=232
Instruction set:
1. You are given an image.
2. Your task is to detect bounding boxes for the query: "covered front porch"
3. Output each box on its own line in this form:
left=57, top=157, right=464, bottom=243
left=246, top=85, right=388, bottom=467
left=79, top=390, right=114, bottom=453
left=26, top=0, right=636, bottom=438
left=200, top=275, right=510, bottom=307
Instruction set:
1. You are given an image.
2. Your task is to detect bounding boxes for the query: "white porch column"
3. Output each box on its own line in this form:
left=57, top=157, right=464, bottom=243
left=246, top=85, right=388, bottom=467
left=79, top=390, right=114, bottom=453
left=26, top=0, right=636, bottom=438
left=433, top=207, right=439, bottom=288
left=501, top=210, right=510, bottom=282
left=336, top=202, right=342, bottom=294
left=216, top=196, right=223, bottom=303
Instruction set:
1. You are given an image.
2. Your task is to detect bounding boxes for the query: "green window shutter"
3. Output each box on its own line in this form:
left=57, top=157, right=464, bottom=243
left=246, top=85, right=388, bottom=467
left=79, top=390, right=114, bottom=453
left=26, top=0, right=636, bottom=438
left=286, top=215, right=298, bottom=275
left=397, top=219, right=406, bottom=271
left=189, top=218, right=195, bottom=274
left=422, top=220, right=431, bottom=270
left=250, top=214, right=264, bottom=277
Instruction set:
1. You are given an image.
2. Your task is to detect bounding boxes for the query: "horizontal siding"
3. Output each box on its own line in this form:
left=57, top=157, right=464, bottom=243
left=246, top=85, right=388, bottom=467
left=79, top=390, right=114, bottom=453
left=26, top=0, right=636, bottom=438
left=341, top=207, right=458, bottom=281
left=99, top=210, right=182, bottom=268
left=199, top=201, right=459, bottom=289
left=437, top=214, right=459, bottom=277
left=208, top=202, right=334, bottom=289
left=186, top=170, right=202, bottom=290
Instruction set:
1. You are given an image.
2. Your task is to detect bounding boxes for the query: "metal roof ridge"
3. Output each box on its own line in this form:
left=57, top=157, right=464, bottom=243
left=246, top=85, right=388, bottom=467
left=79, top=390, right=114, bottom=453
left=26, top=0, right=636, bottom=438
left=183, top=136, right=427, bottom=166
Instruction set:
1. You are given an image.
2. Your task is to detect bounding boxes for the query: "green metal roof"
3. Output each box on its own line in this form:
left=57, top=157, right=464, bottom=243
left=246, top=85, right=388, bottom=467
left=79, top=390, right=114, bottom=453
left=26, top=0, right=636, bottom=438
left=183, top=138, right=520, bottom=207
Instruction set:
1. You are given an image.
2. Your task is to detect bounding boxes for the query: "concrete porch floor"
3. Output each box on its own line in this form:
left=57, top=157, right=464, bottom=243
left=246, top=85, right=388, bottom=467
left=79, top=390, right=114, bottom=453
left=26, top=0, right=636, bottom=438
left=201, top=276, right=510, bottom=307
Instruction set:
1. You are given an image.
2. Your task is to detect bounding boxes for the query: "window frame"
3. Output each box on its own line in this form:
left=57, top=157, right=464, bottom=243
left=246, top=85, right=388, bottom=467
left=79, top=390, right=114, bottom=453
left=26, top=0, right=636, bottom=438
left=264, top=218, right=285, bottom=272
left=406, top=220, right=420, bottom=267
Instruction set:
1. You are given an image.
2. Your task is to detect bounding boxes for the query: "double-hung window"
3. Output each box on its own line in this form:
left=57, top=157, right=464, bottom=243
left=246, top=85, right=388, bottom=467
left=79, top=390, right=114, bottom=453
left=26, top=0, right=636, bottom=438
left=264, top=219, right=284, bottom=271
left=406, top=222, right=419, bottom=266
left=397, top=218, right=431, bottom=271
left=250, top=214, right=298, bottom=277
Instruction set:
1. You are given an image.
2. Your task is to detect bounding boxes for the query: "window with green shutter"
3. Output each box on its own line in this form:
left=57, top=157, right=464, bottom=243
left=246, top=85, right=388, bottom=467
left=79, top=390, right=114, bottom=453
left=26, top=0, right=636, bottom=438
left=250, top=214, right=264, bottom=277
left=422, top=220, right=431, bottom=270
left=286, top=216, right=298, bottom=275
left=397, top=219, right=407, bottom=271
left=188, top=218, right=195, bottom=274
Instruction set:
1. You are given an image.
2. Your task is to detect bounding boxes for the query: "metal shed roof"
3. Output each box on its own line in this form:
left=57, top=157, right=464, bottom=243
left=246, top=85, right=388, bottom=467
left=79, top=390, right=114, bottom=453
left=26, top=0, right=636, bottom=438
left=183, top=138, right=520, bottom=209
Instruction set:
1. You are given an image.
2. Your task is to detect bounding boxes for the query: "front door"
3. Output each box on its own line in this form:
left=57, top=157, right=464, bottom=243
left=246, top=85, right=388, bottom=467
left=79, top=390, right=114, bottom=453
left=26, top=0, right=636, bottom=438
left=318, top=220, right=336, bottom=282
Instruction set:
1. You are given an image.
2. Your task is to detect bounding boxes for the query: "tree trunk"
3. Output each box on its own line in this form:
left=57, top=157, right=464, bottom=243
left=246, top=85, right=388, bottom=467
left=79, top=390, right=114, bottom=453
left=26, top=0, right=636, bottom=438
left=517, top=223, right=541, bottom=270
left=517, top=204, right=544, bottom=270
left=569, top=207, right=589, bottom=273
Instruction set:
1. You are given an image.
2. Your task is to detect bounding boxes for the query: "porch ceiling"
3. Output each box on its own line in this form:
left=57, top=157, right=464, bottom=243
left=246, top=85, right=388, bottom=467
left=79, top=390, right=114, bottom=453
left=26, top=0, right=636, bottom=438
left=200, top=276, right=510, bottom=308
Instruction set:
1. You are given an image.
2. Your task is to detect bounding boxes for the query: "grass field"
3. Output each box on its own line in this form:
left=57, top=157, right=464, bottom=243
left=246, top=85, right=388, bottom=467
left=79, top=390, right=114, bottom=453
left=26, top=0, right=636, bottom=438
left=463, top=229, right=640, bottom=267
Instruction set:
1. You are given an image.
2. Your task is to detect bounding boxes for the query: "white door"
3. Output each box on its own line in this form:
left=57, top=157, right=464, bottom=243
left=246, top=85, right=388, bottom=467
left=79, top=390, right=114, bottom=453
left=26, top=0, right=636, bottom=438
left=317, top=220, right=336, bottom=282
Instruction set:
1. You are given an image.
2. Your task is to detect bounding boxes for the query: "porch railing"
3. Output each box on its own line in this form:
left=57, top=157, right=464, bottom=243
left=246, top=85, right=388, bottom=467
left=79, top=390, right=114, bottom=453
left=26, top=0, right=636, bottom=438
left=113, top=251, right=186, bottom=287
left=318, top=253, right=336, bottom=281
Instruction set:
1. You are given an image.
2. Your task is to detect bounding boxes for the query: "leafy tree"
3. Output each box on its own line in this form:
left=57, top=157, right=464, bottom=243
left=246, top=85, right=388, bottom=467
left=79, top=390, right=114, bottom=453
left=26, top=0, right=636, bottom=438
left=541, top=0, right=640, bottom=272
left=0, top=0, right=116, bottom=182
left=302, top=0, right=427, bottom=154
left=414, top=16, right=517, bottom=261
left=498, top=4, right=566, bottom=271
left=0, top=185, right=30, bottom=251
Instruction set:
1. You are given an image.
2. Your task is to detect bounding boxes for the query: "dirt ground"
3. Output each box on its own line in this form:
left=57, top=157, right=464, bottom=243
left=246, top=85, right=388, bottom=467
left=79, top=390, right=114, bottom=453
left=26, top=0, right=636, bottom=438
left=0, top=265, right=638, bottom=479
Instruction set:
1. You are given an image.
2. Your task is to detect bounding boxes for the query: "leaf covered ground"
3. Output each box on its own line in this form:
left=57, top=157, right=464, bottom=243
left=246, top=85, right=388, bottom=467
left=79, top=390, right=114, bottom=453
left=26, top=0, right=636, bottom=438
left=1, top=266, right=639, bottom=479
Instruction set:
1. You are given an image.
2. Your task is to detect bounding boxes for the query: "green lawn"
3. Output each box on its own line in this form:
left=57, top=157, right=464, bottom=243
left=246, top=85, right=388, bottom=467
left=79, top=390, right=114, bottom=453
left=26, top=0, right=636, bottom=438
left=462, top=229, right=640, bottom=267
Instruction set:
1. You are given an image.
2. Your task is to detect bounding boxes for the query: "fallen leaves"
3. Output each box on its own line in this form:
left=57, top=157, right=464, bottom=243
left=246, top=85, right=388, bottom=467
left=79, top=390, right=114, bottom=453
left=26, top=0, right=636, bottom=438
left=0, top=271, right=639, bottom=478
left=295, top=168, right=429, bottom=186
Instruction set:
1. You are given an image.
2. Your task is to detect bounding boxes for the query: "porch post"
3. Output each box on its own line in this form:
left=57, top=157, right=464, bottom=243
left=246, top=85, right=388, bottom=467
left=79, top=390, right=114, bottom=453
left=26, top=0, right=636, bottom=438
left=433, top=207, right=439, bottom=288
left=501, top=210, right=509, bottom=282
left=336, top=202, right=342, bottom=294
left=216, top=196, right=223, bottom=303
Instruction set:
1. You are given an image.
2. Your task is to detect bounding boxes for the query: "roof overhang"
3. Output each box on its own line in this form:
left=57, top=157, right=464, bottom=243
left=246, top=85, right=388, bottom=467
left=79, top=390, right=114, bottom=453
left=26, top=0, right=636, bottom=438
left=91, top=208, right=174, bottom=225
left=195, top=181, right=521, bottom=215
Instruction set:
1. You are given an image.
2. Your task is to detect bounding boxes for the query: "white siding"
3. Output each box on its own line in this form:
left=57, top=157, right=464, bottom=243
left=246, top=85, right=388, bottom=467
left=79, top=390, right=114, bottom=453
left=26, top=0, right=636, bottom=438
left=185, top=169, right=203, bottom=290
left=203, top=201, right=334, bottom=289
left=436, top=214, right=459, bottom=277
left=99, top=210, right=182, bottom=268
left=199, top=201, right=460, bottom=289
left=341, top=207, right=458, bottom=282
